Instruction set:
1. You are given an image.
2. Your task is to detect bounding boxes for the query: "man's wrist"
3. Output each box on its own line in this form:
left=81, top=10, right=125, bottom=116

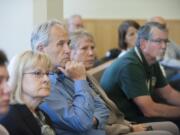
left=93, top=117, right=99, bottom=129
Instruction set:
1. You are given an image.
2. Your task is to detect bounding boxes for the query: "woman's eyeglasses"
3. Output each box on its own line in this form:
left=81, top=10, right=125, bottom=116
left=24, top=71, right=52, bottom=78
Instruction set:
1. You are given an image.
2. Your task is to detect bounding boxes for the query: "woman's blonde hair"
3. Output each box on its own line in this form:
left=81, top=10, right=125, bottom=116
left=8, top=50, right=52, bottom=104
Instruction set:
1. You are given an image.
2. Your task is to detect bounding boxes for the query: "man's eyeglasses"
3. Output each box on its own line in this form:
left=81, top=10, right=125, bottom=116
left=148, top=38, right=169, bottom=45
left=24, top=71, right=52, bottom=78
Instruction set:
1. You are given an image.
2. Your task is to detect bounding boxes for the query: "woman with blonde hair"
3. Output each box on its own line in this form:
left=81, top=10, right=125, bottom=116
left=0, top=50, right=55, bottom=135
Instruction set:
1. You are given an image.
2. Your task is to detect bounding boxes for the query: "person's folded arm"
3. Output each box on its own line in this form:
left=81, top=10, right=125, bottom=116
left=157, top=84, right=180, bottom=106
left=40, top=80, right=96, bottom=132
left=133, top=95, right=180, bottom=118
left=93, top=95, right=109, bottom=129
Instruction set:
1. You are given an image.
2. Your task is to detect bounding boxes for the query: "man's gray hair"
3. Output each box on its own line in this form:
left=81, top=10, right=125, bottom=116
left=31, top=19, right=65, bottom=51
left=70, top=30, right=95, bottom=50
left=67, top=14, right=82, bottom=25
left=136, top=22, right=167, bottom=48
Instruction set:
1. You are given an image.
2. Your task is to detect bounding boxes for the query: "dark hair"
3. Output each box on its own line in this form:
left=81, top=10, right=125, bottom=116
left=118, top=20, right=140, bottom=50
left=0, top=50, right=8, bottom=66
left=136, top=22, right=167, bottom=48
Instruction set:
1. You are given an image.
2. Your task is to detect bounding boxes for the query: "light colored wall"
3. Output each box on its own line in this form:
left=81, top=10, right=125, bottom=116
left=0, top=0, right=33, bottom=60
left=64, top=0, right=180, bottom=19
left=64, top=0, right=180, bottom=58
left=33, top=0, right=63, bottom=25
left=0, top=0, right=63, bottom=60
left=1, top=0, right=179, bottom=59
left=47, top=0, right=63, bottom=21
left=33, top=0, right=47, bottom=25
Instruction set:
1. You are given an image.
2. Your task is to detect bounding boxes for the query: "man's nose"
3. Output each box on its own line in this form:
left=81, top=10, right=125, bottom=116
left=64, top=43, right=71, bottom=53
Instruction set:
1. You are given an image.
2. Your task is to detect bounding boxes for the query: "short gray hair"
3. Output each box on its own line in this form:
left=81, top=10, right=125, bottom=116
left=70, top=30, right=95, bottom=50
left=136, top=22, right=167, bottom=48
left=31, top=20, right=65, bottom=51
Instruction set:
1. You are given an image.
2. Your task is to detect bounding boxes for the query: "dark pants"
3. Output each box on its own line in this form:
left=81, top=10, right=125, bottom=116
left=169, top=78, right=180, bottom=91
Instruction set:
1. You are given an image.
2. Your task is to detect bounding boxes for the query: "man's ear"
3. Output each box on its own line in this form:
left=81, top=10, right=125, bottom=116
left=36, top=44, right=45, bottom=52
left=140, top=39, right=147, bottom=50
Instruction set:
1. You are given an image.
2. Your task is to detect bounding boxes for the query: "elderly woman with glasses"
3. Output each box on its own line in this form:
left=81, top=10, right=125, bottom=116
left=0, top=50, right=55, bottom=135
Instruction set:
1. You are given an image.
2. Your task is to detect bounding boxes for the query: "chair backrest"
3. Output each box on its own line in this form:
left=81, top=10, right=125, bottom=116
left=94, top=48, right=120, bottom=66
left=88, top=59, right=114, bottom=82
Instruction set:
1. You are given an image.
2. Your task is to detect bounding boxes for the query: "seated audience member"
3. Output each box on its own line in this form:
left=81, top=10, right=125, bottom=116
left=67, top=14, right=84, bottom=33
left=95, top=20, right=140, bottom=66
left=0, top=50, right=10, bottom=135
left=148, top=16, right=180, bottom=90
left=70, top=30, right=179, bottom=135
left=31, top=20, right=109, bottom=135
left=118, top=20, right=140, bottom=57
left=0, top=50, right=55, bottom=135
left=100, top=22, right=180, bottom=129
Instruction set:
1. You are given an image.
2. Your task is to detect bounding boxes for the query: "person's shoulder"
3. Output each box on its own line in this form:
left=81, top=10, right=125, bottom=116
left=114, top=51, right=139, bottom=68
left=9, top=104, right=28, bottom=112
left=0, top=105, right=22, bottom=130
left=0, top=125, right=9, bottom=135
left=49, top=73, right=59, bottom=84
left=2, top=104, right=28, bottom=120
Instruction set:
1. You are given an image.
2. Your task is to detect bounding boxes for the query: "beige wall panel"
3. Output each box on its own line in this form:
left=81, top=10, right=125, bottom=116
left=84, top=19, right=180, bottom=58
left=167, top=20, right=180, bottom=44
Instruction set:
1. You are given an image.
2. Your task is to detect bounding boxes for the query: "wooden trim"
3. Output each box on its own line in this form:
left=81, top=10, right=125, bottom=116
left=84, top=19, right=180, bottom=58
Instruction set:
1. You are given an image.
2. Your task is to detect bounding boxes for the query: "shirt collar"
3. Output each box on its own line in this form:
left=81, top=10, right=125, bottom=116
left=134, top=47, right=153, bottom=74
left=49, top=71, right=66, bottom=82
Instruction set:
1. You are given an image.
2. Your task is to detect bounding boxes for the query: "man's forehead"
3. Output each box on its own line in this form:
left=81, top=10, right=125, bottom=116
left=50, top=25, right=68, bottom=39
left=52, top=24, right=67, bottom=33
left=150, top=27, right=168, bottom=38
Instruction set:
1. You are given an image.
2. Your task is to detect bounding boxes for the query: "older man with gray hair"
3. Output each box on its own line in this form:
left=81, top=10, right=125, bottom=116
left=30, top=19, right=109, bottom=135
